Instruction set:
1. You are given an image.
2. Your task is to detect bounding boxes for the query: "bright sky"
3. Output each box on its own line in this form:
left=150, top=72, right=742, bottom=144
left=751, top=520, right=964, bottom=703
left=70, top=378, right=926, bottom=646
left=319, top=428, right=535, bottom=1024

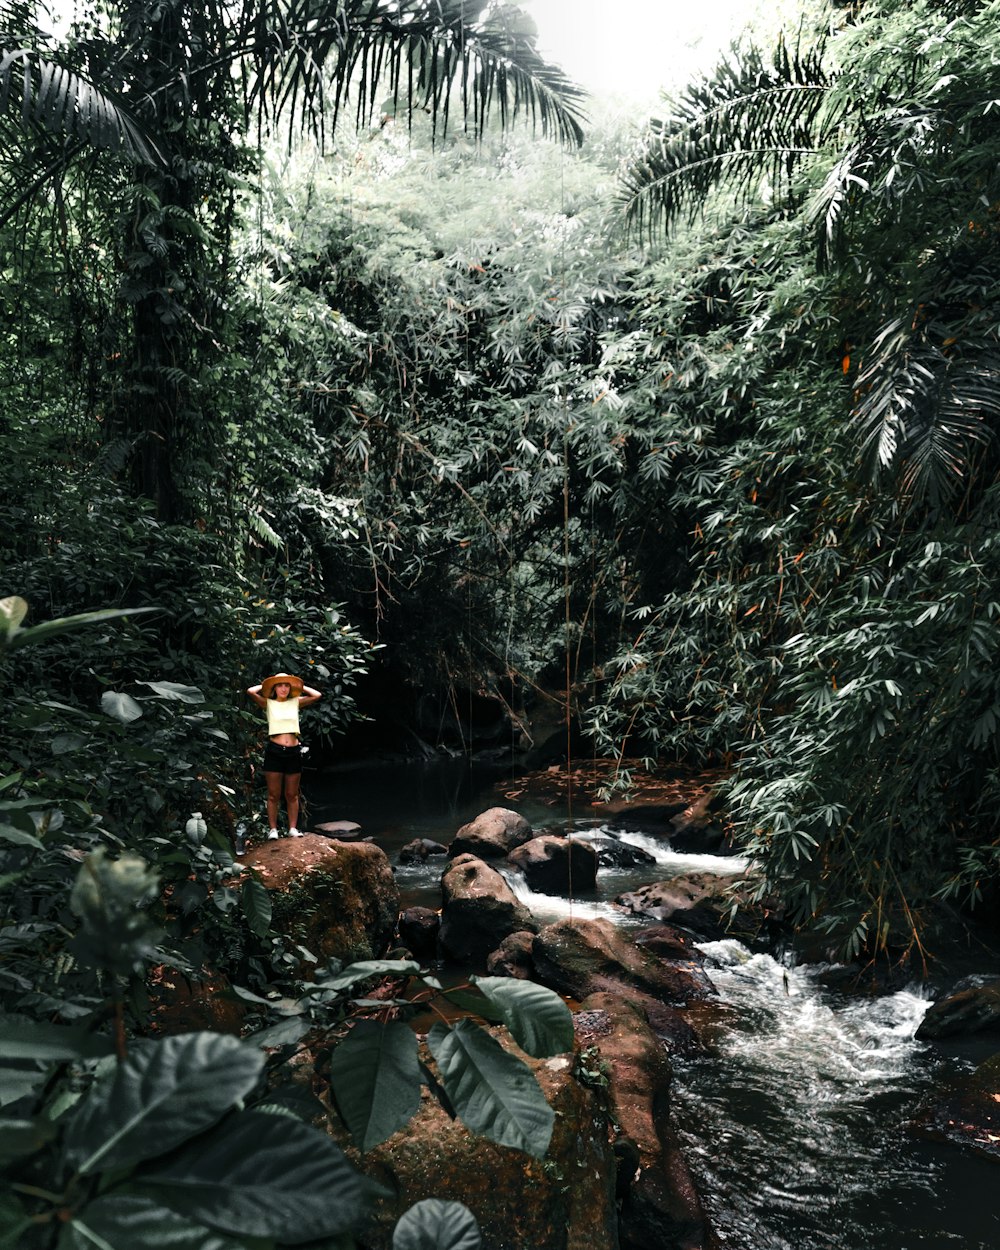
left=42, top=0, right=790, bottom=106
left=523, top=0, right=771, bottom=102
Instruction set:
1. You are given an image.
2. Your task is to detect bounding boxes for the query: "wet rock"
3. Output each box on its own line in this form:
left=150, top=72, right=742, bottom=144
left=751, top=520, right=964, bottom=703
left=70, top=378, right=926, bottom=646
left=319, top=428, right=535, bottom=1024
left=336, top=1032, right=619, bottom=1250
left=398, top=906, right=440, bottom=960
left=485, top=930, right=536, bottom=979
left=667, top=791, right=733, bottom=856
left=668, top=822, right=729, bottom=856
left=575, top=994, right=715, bottom=1250
left=613, top=802, right=689, bottom=830
left=911, top=1051, right=1000, bottom=1161
left=616, top=872, right=738, bottom=938
left=313, top=820, right=364, bottom=840
left=439, top=854, right=538, bottom=964
left=244, top=836, right=398, bottom=963
left=916, top=977, right=1000, bottom=1039
left=587, top=835, right=657, bottom=868
left=399, top=837, right=449, bottom=864
left=533, top=917, right=716, bottom=1010
left=449, top=807, right=534, bottom=860
left=532, top=917, right=712, bottom=1056
left=635, top=924, right=705, bottom=962
left=507, top=835, right=598, bottom=895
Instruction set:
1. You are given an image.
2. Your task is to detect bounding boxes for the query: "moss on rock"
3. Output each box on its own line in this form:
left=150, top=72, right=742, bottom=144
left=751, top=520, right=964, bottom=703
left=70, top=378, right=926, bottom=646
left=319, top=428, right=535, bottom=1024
left=245, top=835, right=399, bottom=964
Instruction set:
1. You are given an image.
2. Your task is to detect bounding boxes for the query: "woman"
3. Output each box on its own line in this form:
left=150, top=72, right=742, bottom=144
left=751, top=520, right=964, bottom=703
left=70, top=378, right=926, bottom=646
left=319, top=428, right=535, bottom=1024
left=246, top=672, right=322, bottom=840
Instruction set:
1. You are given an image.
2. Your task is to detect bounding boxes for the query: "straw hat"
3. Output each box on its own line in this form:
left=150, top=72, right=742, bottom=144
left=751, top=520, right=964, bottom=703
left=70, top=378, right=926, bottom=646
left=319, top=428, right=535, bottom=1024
left=260, top=672, right=304, bottom=698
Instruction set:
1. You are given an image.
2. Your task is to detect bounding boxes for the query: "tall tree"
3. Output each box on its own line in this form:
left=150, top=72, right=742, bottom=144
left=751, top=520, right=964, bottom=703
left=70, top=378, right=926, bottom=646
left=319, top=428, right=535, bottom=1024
left=1, top=0, right=585, bottom=519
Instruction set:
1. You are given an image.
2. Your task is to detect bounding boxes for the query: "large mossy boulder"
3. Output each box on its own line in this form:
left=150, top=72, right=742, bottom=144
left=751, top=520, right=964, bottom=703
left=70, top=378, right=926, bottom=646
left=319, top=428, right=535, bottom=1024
left=449, top=807, right=534, bottom=859
left=576, top=993, right=715, bottom=1250
left=439, top=853, right=538, bottom=964
left=507, top=834, right=598, bottom=895
left=243, top=835, right=399, bottom=963
left=337, top=1034, right=619, bottom=1250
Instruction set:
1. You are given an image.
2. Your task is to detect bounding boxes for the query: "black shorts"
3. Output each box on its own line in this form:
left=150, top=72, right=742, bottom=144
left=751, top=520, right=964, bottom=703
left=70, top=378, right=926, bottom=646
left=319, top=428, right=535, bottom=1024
left=263, top=741, right=302, bottom=775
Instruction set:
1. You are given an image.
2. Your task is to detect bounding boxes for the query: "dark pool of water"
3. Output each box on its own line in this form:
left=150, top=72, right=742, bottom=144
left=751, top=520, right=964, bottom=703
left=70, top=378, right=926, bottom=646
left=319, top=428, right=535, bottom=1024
left=305, top=757, right=556, bottom=853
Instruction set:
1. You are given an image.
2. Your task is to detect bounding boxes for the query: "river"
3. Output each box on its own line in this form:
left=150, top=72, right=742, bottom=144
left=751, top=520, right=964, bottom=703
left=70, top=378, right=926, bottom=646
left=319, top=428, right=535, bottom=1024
left=309, top=758, right=1000, bottom=1250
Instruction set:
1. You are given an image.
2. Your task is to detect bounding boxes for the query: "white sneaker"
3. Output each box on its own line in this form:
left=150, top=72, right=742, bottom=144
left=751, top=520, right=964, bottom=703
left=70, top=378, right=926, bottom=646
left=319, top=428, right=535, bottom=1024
left=267, top=829, right=279, bottom=841
left=289, top=828, right=303, bottom=838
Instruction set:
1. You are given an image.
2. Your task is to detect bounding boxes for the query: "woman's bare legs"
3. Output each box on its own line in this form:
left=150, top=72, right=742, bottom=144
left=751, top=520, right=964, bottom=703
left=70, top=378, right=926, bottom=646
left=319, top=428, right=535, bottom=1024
left=284, top=773, right=302, bottom=833
left=265, top=771, right=283, bottom=831
left=263, top=769, right=302, bottom=835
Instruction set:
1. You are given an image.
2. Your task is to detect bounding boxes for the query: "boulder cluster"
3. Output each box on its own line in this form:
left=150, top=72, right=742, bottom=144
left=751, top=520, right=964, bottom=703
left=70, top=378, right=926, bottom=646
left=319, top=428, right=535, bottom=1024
left=299, top=806, right=740, bottom=1249
left=156, top=802, right=1000, bottom=1245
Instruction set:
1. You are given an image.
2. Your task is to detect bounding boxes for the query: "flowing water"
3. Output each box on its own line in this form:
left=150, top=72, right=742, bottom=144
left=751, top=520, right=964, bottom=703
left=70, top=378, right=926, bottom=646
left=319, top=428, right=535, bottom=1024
left=672, top=942, right=1000, bottom=1249
left=309, top=760, right=1000, bottom=1250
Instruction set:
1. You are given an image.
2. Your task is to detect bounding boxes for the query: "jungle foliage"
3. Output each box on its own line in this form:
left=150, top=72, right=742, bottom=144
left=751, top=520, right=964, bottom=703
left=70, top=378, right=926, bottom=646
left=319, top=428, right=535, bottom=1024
left=609, top=0, right=1000, bottom=955
left=3, top=3, right=1000, bottom=1238
left=2, top=2, right=585, bottom=1246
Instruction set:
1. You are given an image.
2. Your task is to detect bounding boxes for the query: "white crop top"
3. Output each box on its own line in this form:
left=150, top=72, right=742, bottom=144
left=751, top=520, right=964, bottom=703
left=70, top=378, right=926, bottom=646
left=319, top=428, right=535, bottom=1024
left=266, top=697, right=300, bottom=736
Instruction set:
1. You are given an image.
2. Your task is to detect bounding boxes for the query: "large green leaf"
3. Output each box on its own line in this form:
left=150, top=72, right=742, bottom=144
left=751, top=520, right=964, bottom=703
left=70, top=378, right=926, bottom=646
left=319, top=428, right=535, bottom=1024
left=426, top=1020, right=554, bottom=1158
left=100, top=691, right=143, bottom=723
left=0, top=1188, right=29, bottom=1250
left=313, top=959, right=423, bottom=993
left=64, top=1033, right=264, bottom=1175
left=7, top=607, right=155, bottom=653
left=0, top=1069, right=47, bottom=1108
left=469, top=977, right=574, bottom=1058
left=393, top=1199, right=482, bottom=1250
left=328, top=1020, right=421, bottom=1151
left=438, top=988, right=505, bottom=1025
left=240, top=877, right=272, bottom=937
left=141, top=1109, right=366, bottom=1241
left=0, top=823, right=43, bottom=849
left=0, top=1116, right=57, bottom=1164
left=140, top=681, right=205, bottom=704
left=0, top=1016, right=115, bottom=1062
left=59, top=1195, right=249, bottom=1250
left=247, top=1017, right=311, bottom=1049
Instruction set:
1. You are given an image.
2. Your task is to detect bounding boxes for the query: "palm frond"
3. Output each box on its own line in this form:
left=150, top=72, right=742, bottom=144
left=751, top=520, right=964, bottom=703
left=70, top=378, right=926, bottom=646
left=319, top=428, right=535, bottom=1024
left=0, top=46, right=165, bottom=166
left=241, top=0, right=586, bottom=148
left=853, top=320, right=1000, bottom=506
left=620, top=32, right=835, bottom=239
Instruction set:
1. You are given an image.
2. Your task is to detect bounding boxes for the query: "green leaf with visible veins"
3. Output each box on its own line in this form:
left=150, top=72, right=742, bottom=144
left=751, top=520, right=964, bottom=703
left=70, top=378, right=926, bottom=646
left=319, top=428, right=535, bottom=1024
left=393, top=1198, right=482, bottom=1250
left=427, top=1020, right=554, bottom=1158
left=469, top=977, right=574, bottom=1057
left=329, top=1019, right=421, bottom=1151
left=140, top=1109, right=366, bottom=1240
left=64, top=1033, right=263, bottom=1174
left=59, top=1195, right=250, bottom=1250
